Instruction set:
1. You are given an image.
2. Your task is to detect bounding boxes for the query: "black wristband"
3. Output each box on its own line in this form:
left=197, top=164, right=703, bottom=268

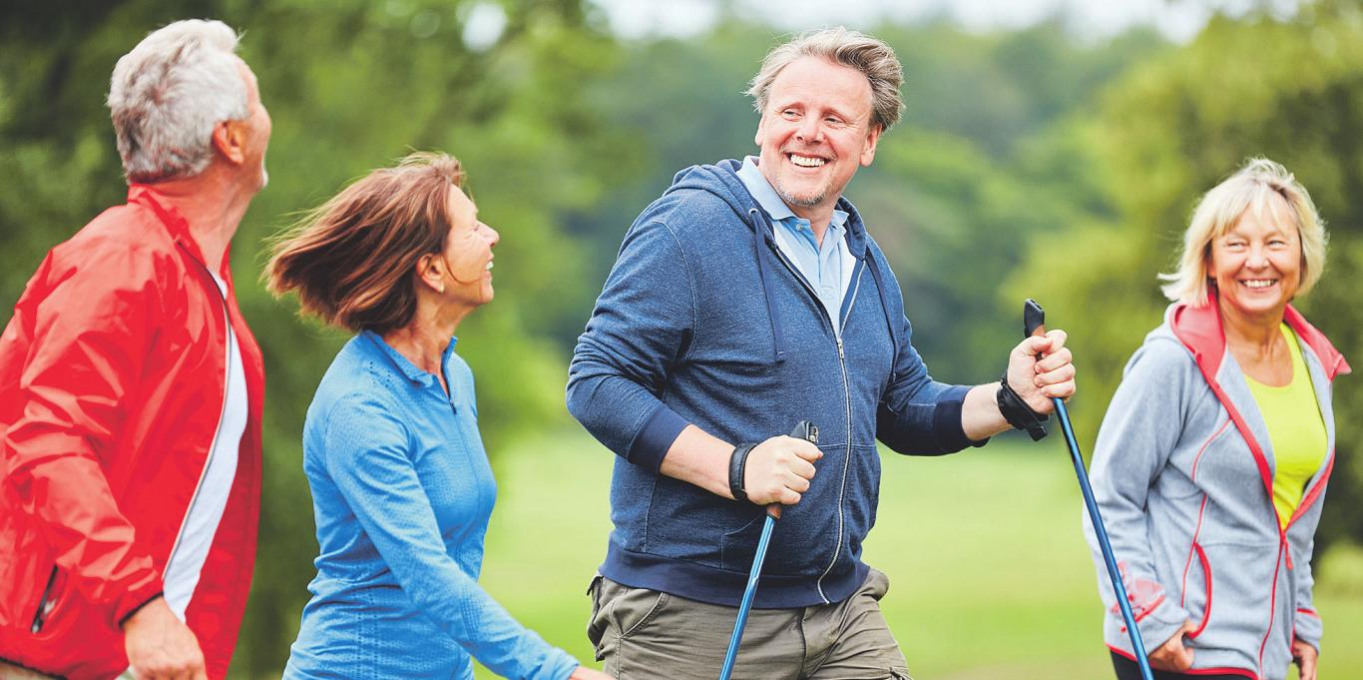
left=729, top=442, right=758, bottom=503
left=998, top=371, right=1049, bottom=441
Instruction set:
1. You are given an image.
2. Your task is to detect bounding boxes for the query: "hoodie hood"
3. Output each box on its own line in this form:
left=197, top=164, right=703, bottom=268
left=1170, top=291, right=1351, bottom=382
left=665, top=159, right=873, bottom=259
left=661, top=160, right=898, bottom=362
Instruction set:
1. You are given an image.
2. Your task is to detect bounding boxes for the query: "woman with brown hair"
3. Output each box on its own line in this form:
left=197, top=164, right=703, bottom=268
left=268, top=153, right=609, bottom=680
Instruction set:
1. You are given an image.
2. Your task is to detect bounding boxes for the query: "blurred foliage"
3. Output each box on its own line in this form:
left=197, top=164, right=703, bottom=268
left=1011, top=0, right=1363, bottom=551
left=1, top=0, right=1358, bottom=676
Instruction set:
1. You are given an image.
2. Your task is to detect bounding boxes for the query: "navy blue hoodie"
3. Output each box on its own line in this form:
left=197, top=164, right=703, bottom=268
left=568, top=160, right=979, bottom=608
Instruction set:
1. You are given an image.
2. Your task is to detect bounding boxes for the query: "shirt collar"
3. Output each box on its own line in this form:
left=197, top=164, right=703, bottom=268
left=737, top=156, right=850, bottom=235
left=827, top=208, right=850, bottom=238
left=363, top=330, right=458, bottom=386
left=737, top=156, right=796, bottom=222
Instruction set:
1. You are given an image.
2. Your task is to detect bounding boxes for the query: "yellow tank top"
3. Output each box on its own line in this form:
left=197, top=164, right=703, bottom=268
left=1245, top=324, right=1327, bottom=529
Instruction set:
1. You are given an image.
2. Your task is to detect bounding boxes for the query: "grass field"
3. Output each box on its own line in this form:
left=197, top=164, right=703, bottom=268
left=476, top=430, right=1363, bottom=679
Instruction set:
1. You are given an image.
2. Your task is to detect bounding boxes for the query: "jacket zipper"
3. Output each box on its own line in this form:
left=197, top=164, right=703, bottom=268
left=814, top=332, right=855, bottom=603
left=767, top=244, right=860, bottom=604
left=161, top=245, right=233, bottom=590
left=29, top=566, right=59, bottom=633
left=443, top=372, right=491, bottom=516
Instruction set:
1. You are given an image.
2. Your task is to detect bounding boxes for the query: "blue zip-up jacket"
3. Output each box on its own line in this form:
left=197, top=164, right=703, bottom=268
left=286, top=332, right=579, bottom=680
left=567, top=160, right=980, bottom=609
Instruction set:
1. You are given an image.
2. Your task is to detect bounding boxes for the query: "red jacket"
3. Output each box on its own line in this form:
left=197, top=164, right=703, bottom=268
left=0, top=186, right=265, bottom=679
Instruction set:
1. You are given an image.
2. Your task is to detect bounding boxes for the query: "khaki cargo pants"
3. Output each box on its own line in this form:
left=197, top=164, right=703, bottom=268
left=587, top=568, right=912, bottom=680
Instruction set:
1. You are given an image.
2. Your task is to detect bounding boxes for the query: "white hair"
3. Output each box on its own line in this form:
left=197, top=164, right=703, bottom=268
left=107, top=19, right=248, bottom=183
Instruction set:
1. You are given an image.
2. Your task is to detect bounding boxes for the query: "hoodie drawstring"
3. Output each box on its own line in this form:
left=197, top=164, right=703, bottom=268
left=864, top=255, right=901, bottom=359
left=748, top=206, right=904, bottom=364
left=749, top=208, right=787, bottom=363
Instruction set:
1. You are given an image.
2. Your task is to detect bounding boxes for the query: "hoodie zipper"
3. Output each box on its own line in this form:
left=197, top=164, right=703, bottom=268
left=161, top=244, right=233, bottom=592
left=766, top=241, right=860, bottom=604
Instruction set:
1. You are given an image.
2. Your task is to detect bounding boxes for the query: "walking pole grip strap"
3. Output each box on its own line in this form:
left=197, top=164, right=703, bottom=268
left=1002, top=298, right=1051, bottom=441
left=998, top=374, right=1049, bottom=441
left=729, top=442, right=758, bottom=504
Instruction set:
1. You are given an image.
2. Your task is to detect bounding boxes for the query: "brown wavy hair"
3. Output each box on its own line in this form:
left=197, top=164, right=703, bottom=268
left=266, top=152, right=465, bottom=333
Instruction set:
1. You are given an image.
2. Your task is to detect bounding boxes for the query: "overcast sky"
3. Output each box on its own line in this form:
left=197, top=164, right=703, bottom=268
left=588, top=0, right=1303, bottom=43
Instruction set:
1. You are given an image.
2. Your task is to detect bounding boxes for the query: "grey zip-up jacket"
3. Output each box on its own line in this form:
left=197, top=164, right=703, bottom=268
left=1084, top=296, right=1349, bottom=680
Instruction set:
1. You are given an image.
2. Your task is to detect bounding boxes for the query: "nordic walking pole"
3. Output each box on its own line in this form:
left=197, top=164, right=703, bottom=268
left=719, top=420, right=819, bottom=680
left=1024, top=299, right=1155, bottom=680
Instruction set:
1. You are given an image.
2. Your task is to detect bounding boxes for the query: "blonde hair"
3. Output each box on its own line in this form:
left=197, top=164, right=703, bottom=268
left=747, top=27, right=904, bottom=132
left=1160, top=158, right=1327, bottom=305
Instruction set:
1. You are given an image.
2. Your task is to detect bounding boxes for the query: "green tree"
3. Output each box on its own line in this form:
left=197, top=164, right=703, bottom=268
left=1013, top=1, right=1363, bottom=547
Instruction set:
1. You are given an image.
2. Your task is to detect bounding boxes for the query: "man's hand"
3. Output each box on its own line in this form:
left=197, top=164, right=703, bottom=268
left=569, top=666, right=615, bottom=680
left=743, top=435, right=822, bottom=506
left=122, top=597, right=207, bottom=680
left=1292, top=638, right=1318, bottom=680
left=1005, top=329, right=1075, bottom=414
left=1148, top=619, right=1196, bottom=672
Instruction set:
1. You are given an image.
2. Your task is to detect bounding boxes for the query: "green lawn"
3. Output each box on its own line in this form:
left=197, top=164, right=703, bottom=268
left=477, top=430, right=1363, bottom=679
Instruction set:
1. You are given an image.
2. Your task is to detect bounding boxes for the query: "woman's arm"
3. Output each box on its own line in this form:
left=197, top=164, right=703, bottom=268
left=321, top=393, right=579, bottom=680
left=1085, top=339, right=1196, bottom=657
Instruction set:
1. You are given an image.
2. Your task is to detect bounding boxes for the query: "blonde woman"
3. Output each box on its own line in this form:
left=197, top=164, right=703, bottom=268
left=1085, top=159, right=1348, bottom=680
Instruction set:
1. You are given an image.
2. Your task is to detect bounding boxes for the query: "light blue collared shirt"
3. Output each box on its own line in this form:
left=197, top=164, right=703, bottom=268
left=736, top=156, right=853, bottom=335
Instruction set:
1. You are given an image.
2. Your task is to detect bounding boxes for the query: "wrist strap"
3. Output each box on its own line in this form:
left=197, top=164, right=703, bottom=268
left=998, top=372, right=1049, bottom=441
left=729, top=443, right=758, bottom=503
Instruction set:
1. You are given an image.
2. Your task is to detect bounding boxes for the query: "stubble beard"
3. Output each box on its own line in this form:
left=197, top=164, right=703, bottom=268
left=774, top=177, right=826, bottom=209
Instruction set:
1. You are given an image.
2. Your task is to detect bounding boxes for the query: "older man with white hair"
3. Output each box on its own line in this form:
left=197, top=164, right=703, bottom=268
left=0, top=19, right=269, bottom=680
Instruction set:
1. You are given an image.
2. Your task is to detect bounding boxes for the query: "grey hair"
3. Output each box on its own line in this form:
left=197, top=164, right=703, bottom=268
left=107, top=19, right=249, bottom=183
left=747, top=27, right=904, bottom=132
left=1160, top=158, right=1328, bottom=305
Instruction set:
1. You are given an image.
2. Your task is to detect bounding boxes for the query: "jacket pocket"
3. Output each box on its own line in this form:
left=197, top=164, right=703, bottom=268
left=844, top=445, right=882, bottom=558
left=1186, top=543, right=1213, bottom=638
left=29, top=566, right=63, bottom=635
left=719, top=515, right=766, bottom=572
left=1190, top=541, right=1277, bottom=656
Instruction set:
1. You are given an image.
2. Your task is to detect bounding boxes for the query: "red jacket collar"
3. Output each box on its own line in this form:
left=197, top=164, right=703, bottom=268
left=127, top=184, right=218, bottom=272
left=1170, top=291, right=1351, bottom=382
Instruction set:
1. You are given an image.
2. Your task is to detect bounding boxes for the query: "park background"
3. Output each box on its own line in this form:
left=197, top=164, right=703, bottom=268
left=2, top=0, right=1362, bottom=677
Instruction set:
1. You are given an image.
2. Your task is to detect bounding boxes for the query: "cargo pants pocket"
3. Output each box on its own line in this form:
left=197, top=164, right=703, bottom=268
left=586, top=575, right=670, bottom=665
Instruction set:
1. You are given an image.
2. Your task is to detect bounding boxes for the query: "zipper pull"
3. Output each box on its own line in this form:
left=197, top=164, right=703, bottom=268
left=836, top=336, right=844, bottom=360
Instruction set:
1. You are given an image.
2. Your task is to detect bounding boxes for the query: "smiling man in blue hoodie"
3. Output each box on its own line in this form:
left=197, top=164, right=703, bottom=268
left=567, top=27, right=1076, bottom=679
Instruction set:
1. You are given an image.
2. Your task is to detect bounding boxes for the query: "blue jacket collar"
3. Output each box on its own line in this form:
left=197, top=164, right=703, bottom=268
left=362, top=330, right=458, bottom=386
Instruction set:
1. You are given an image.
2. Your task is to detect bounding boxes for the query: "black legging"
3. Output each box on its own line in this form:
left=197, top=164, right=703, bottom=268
left=1110, top=652, right=1252, bottom=680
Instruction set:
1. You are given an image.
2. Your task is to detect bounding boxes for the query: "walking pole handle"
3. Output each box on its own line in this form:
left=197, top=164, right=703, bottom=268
left=768, top=421, right=820, bottom=520
left=1024, top=298, right=1047, bottom=338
